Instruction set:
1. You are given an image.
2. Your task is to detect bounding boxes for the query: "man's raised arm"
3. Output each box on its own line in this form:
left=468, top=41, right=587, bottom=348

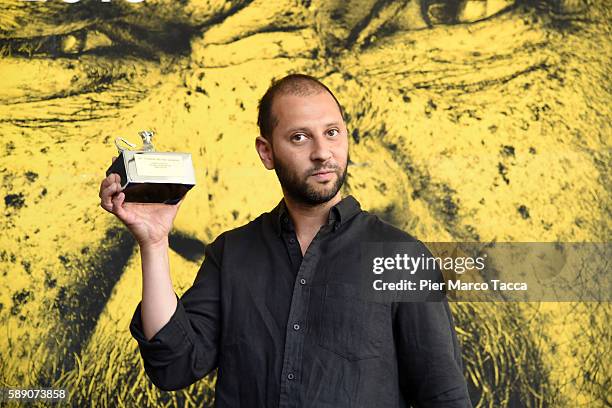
left=99, top=157, right=222, bottom=390
left=129, top=235, right=224, bottom=391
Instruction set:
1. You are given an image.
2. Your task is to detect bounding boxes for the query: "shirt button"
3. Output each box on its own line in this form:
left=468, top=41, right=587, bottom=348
left=287, top=373, right=295, bottom=380
left=289, top=237, right=296, bottom=244
left=293, top=323, right=300, bottom=331
left=299, top=278, right=306, bottom=285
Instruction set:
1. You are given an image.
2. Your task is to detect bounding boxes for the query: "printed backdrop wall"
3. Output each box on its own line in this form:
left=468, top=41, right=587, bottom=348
left=0, top=0, right=610, bottom=406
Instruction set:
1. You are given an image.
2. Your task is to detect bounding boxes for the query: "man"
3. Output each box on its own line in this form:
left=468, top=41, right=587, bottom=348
left=99, top=73, right=471, bottom=407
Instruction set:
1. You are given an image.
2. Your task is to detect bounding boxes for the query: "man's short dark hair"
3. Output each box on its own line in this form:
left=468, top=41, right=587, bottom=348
left=257, top=73, right=344, bottom=142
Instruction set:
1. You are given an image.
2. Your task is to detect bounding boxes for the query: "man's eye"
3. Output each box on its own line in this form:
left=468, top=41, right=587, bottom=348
left=425, top=0, right=514, bottom=25
left=0, top=28, right=115, bottom=57
left=291, top=134, right=307, bottom=142
left=328, top=129, right=340, bottom=137
left=0, top=20, right=193, bottom=59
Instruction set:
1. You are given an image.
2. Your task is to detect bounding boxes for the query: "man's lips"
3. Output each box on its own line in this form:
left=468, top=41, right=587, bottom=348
left=310, top=169, right=336, bottom=181
left=311, top=169, right=335, bottom=176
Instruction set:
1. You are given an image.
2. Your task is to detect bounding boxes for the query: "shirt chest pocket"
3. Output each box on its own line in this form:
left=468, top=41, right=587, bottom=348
left=318, top=283, right=390, bottom=361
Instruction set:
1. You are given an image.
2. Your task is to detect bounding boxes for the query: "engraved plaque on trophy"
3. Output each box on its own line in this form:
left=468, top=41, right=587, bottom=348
left=105, top=131, right=196, bottom=204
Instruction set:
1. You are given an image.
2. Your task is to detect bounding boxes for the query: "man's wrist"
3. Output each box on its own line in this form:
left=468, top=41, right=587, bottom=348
left=139, top=237, right=170, bottom=253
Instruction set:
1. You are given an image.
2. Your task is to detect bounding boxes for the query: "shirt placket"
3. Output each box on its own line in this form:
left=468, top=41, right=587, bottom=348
left=282, top=230, right=303, bottom=274
left=278, top=225, right=330, bottom=408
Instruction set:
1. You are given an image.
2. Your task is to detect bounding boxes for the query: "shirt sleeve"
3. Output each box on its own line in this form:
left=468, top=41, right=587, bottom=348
left=394, top=241, right=472, bottom=407
left=129, top=233, right=225, bottom=391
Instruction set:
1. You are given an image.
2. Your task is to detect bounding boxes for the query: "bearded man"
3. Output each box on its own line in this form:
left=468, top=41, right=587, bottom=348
left=99, top=73, right=471, bottom=408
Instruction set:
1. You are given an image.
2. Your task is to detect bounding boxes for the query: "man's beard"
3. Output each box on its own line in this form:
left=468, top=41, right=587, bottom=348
left=274, top=154, right=348, bottom=206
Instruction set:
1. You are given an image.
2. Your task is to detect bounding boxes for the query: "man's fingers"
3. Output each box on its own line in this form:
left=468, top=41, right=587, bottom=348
left=99, top=174, right=122, bottom=198
left=101, top=158, right=118, bottom=200
left=101, top=182, right=121, bottom=210
left=99, top=174, right=114, bottom=198
left=112, top=192, right=127, bottom=219
left=99, top=160, right=123, bottom=214
left=104, top=181, right=121, bottom=198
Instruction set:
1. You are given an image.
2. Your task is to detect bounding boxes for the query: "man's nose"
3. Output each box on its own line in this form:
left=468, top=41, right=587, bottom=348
left=310, top=135, right=333, bottom=162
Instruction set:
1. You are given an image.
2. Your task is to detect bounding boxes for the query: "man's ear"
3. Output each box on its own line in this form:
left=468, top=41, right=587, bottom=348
left=255, top=136, right=274, bottom=170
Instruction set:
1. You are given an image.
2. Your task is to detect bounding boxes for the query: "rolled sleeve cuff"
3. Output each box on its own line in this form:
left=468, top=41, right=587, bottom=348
left=129, top=293, right=193, bottom=364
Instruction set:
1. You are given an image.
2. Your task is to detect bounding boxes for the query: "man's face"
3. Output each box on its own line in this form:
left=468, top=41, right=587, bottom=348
left=268, top=91, right=349, bottom=205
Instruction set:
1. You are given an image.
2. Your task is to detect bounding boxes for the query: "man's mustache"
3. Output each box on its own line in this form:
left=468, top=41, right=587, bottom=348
left=308, top=165, right=340, bottom=176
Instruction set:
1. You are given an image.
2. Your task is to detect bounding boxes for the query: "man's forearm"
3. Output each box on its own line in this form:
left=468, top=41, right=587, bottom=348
left=140, top=238, right=178, bottom=341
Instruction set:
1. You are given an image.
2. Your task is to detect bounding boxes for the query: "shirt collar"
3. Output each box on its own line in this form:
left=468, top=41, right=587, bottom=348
left=273, top=195, right=362, bottom=236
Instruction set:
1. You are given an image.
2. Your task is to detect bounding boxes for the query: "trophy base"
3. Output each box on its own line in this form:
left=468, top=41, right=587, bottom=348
left=122, top=182, right=193, bottom=204
left=106, top=150, right=196, bottom=205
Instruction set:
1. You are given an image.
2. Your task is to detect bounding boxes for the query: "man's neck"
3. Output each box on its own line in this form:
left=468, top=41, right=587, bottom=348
left=282, top=193, right=342, bottom=254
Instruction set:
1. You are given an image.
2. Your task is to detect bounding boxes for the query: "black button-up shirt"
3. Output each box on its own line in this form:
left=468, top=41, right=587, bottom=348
left=129, top=195, right=471, bottom=407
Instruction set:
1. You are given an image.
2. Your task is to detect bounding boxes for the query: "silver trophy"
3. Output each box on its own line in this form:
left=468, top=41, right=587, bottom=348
left=105, top=131, right=196, bottom=204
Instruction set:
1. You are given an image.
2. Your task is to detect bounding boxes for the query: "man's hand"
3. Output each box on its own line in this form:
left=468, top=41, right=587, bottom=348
left=99, top=156, right=185, bottom=247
